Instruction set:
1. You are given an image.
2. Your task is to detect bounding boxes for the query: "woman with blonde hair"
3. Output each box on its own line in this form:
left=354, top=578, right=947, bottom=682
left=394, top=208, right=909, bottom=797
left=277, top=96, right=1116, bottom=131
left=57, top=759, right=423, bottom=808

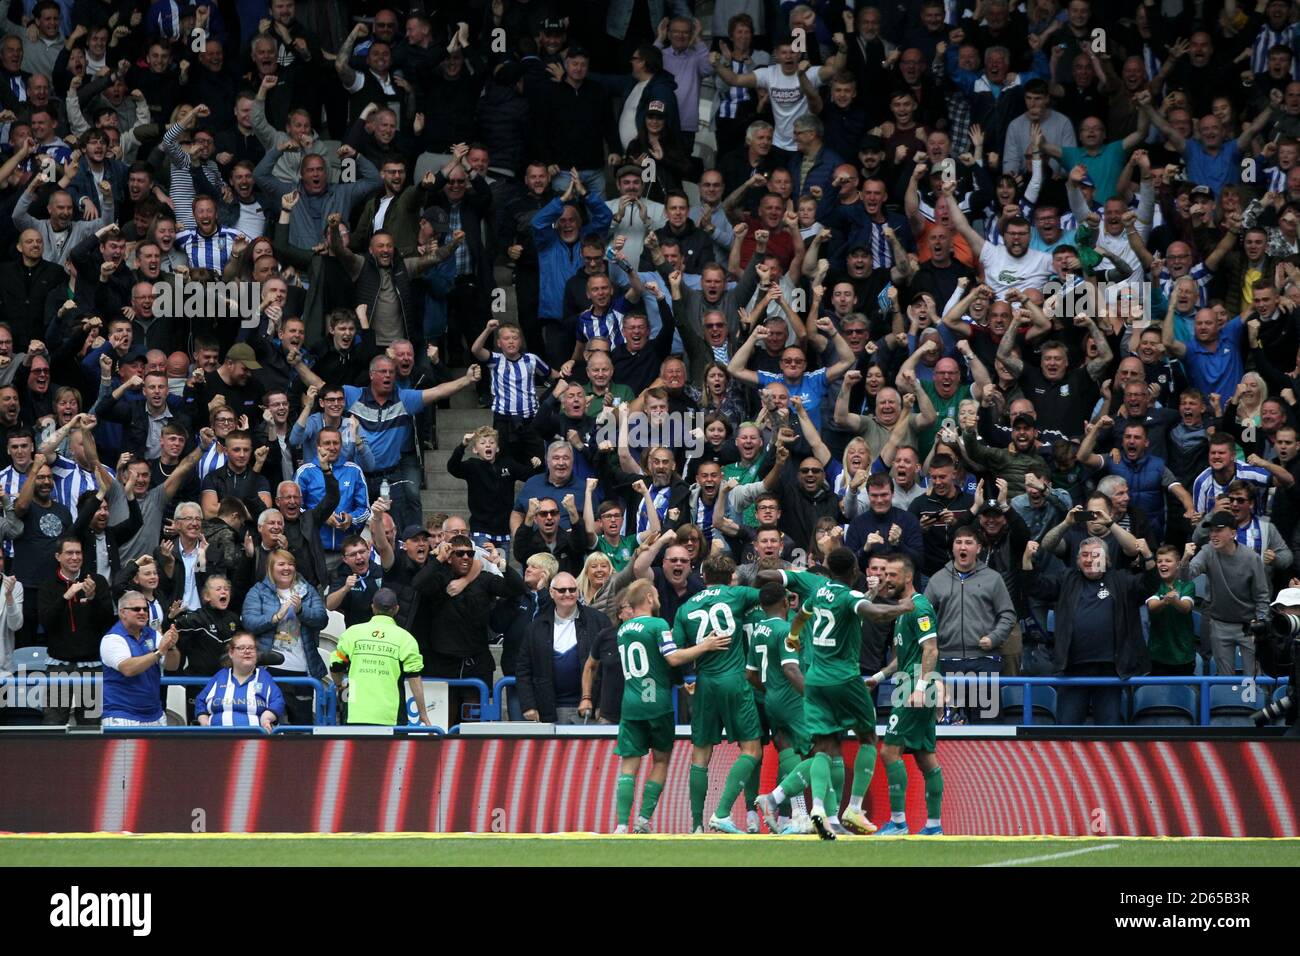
left=834, top=436, right=875, bottom=518
left=241, top=549, right=329, bottom=725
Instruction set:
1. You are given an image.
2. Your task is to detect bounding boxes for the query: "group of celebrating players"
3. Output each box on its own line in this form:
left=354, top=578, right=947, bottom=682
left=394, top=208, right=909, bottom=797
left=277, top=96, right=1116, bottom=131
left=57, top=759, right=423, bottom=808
left=612, top=549, right=942, bottom=839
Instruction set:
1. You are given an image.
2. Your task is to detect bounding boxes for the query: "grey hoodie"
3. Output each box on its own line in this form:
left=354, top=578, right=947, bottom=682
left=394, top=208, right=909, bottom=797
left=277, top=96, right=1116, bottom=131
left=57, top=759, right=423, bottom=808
left=923, top=560, right=1017, bottom=660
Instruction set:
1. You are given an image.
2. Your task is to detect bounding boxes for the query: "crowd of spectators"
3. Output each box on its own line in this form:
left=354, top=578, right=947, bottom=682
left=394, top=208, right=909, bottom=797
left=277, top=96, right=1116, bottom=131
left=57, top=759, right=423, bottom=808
left=0, top=0, right=1297, bottom=729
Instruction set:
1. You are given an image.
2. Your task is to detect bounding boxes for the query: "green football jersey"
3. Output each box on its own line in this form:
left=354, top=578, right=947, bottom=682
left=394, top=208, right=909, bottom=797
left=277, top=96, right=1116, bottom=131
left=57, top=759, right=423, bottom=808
left=617, top=615, right=677, bottom=719
left=672, top=584, right=762, bottom=679
left=893, top=593, right=938, bottom=686
left=742, top=607, right=765, bottom=699
left=782, top=569, right=867, bottom=687
left=746, top=613, right=805, bottom=712
left=595, top=534, right=638, bottom=572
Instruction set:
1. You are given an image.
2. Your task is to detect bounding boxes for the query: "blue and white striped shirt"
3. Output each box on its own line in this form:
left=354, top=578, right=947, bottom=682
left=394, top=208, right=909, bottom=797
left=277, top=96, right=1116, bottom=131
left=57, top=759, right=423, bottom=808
left=715, top=57, right=757, bottom=120
left=1191, top=461, right=1272, bottom=513
left=577, top=295, right=629, bottom=349
left=176, top=226, right=242, bottom=272
left=1251, top=24, right=1300, bottom=77
left=1158, top=264, right=1214, bottom=310
left=198, top=442, right=226, bottom=480
left=489, top=352, right=550, bottom=417
left=636, top=484, right=673, bottom=535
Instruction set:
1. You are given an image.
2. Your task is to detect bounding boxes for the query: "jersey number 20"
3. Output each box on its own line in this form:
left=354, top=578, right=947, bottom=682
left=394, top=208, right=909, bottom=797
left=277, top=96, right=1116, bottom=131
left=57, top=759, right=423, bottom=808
left=687, top=605, right=736, bottom=644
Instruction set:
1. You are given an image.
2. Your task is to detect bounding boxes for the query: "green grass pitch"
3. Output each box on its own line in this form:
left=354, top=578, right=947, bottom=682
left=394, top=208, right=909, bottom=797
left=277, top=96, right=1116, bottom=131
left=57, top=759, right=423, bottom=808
left=4, top=834, right=1299, bottom=866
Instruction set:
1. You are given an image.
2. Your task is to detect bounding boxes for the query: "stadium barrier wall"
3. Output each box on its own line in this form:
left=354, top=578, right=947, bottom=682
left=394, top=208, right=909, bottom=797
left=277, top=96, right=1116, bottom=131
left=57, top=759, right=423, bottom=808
left=0, top=735, right=1295, bottom=836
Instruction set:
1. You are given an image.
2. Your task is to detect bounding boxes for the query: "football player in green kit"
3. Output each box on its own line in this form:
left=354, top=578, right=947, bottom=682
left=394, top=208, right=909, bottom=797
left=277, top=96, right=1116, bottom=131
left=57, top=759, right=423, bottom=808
left=612, top=579, right=730, bottom=834
left=755, top=548, right=918, bottom=840
left=870, top=554, right=945, bottom=836
left=672, top=554, right=764, bottom=834
left=745, top=580, right=813, bottom=834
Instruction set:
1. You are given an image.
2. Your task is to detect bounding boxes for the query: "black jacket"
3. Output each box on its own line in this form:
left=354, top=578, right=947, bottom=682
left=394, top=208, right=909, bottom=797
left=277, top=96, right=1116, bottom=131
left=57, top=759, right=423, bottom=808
left=172, top=603, right=243, bottom=676
left=39, top=572, right=114, bottom=663
left=74, top=496, right=143, bottom=583
left=92, top=393, right=193, bottom=461
left=0, top=258, right=65, bottom=349
left=1025, top=563, right=1154, bottom=679
left=512, top=524, right=589, bottom=577
left=412, top=558, right=527, bottom=661
left=515, top=604, right=611, bottom=720
left=427, top=171, right=495, bottom=293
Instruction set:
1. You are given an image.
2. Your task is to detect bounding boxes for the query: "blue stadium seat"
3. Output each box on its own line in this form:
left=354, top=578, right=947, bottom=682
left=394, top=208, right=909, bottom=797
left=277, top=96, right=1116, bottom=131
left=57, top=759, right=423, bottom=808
left=9, top=647, right=46, bottom=671
left=875, top=682, right=895, bottom=719
left=998, top=685, right=1057, bottom=725
left=1208, top=684, right=1262, bottom=727
left=1131, top=685, right=1197, bottom=726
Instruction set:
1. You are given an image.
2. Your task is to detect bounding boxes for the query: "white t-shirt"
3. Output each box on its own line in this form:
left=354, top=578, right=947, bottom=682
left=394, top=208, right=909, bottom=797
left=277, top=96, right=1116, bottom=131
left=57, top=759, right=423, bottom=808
left=754, top=65, right=823, bottom=151
left=101, top=633, right=160, bottom=671
left=620, top=78, right=652, bottom=149
left=978, top=242, right=1054, bottom=297
left=273, top=586, right=310, bottom=673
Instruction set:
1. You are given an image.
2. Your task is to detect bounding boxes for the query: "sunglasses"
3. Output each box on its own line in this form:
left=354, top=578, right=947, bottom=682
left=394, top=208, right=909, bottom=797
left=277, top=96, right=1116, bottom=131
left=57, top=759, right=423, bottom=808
left=537, top=509, right=559, bottom=517
left=552, top=586, right=577, bottom=594
left=123, top=606, right=149, bottom=612
left=451, top=549, right=474, bottom=557
left=799, top=467, right=824, bottom=474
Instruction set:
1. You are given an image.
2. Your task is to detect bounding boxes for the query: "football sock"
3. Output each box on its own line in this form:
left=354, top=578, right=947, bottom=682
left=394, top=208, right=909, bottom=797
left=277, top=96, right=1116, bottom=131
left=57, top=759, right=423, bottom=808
left=810, top=752, right=832, bottom=810
left=640, top=780, right=664, bottom=821
left=828, top=755, right=845, bottom=815
left=924, top=765, right=944, bottom=821
left=850, top=739, right=877, bottom=809
left=715, top=754, right=758, bottom=821
left=776, top=748, right=798, bottom=816
left=886, top=758, right=908, bottom=820
left=616, top=774, right=635, bottom=826
left=689, top=765, right=709, bottom=830
left=775, top=756, right=815, bottom=801
left=743, top=755, right=761, bottom=811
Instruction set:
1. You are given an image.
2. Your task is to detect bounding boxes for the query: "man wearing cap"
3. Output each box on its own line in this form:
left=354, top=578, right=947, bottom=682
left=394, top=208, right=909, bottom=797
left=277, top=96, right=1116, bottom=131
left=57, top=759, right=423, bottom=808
left=184, top=344, right=267, bottom=429
left=1191, top=478, right=1293, bottom=575
left=331, top=588, right=429, bottom=727
left=1182, top=511, right=1273, bottom=677
left=607, top=164, right=666, bottom=270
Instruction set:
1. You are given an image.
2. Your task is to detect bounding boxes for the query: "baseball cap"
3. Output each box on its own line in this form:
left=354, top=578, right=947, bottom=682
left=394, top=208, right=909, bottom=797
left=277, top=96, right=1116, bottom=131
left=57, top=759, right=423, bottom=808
left=224, top=343, right=261, bottom=369
left=646, top=99, right=667, bottom=116
left=420, top=207, right=451, bottom=233
left=1272, top=587, right=1300, bottom=606
left=372, top=588, right=400, bottom=613
left=121, top=345, right=148, bottom=364
left=978, top=499, right=1009, bottom=515
left=540, top=17, right=567, bottom=32
left=1011, top=412, right=1037, bottom=428
left=1079, top=173, right=1095, bottom=188
left=1190, top=184, right=1214, bottom=198
left=859, top=133, right=886, bottom=153
left=616, top=163, right=643, bottom=179
left=1207, top=511, right=1236, bottom=530
left=847, top=242, right=872, bottom=255
left=565, top=44, right=589, bottom=59
left=401, top=524, right=431, bottom=540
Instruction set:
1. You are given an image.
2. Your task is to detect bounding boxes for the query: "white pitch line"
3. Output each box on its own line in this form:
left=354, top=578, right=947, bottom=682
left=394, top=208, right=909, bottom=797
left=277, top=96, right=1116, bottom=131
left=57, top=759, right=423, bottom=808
left=977, top=843, right=1119, bottom=867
